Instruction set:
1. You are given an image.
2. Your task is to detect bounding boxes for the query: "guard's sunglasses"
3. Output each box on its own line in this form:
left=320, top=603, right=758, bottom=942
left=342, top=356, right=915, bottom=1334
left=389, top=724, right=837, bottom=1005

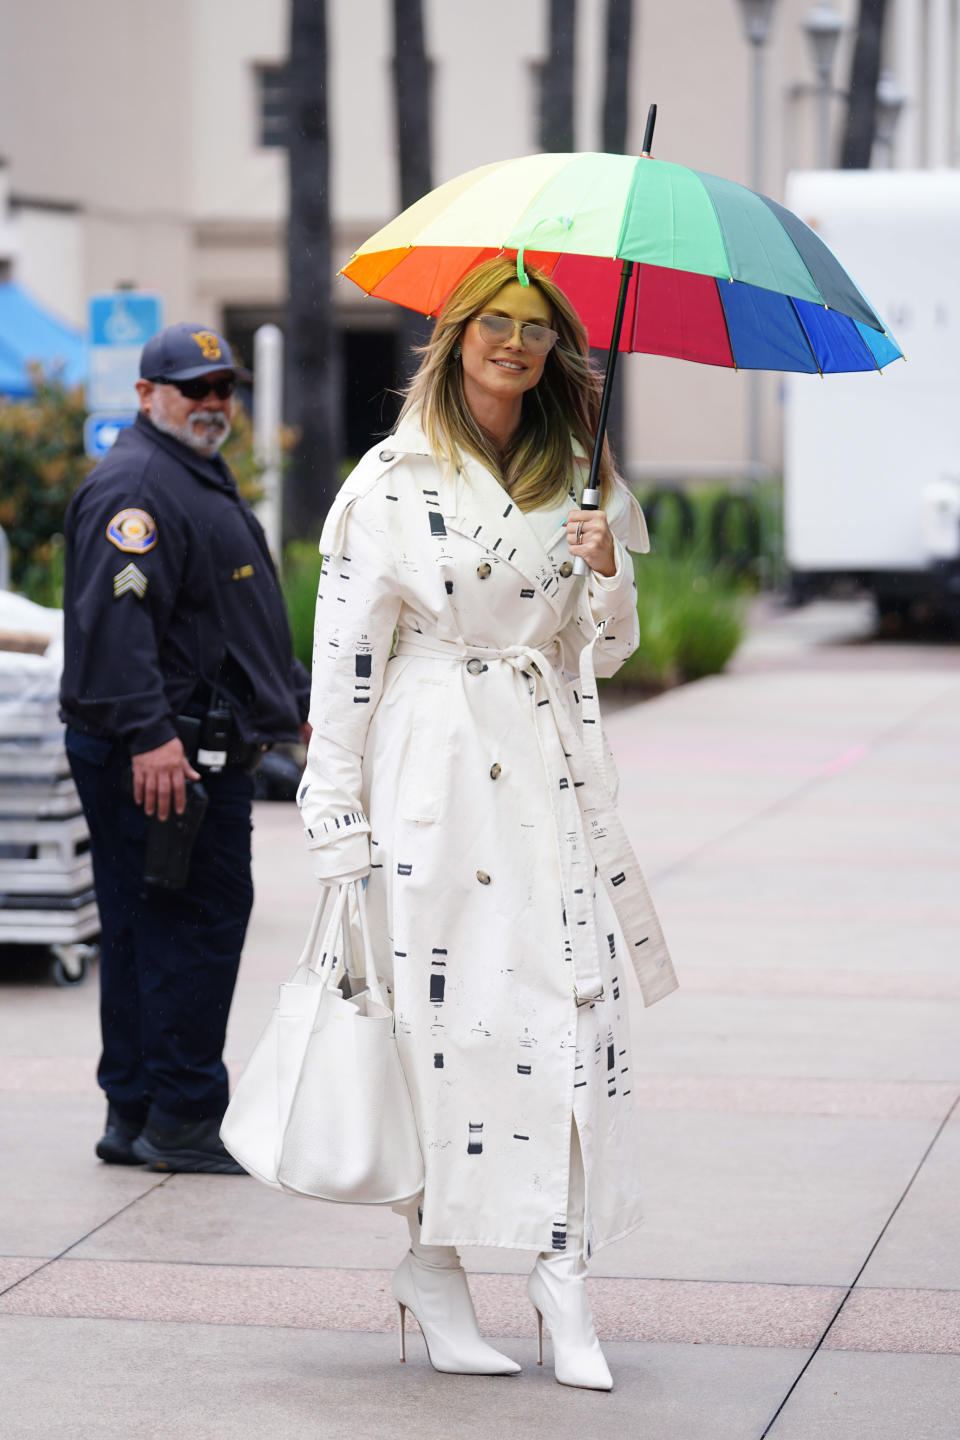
left=473, top=314, right=559, bottom=356
left=153, top=375, right=237, bottom=401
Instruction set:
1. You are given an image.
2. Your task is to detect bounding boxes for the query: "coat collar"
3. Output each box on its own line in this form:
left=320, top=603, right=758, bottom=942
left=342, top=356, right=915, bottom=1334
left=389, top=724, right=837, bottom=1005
left=389, top=412, right=571, bottom=620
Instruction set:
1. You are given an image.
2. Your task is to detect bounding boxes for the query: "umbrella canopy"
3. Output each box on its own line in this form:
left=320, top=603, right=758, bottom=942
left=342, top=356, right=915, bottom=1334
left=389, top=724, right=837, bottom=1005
left=0, top=282, right=87, bottom=398
left=342, top=151, right=902, bottom=376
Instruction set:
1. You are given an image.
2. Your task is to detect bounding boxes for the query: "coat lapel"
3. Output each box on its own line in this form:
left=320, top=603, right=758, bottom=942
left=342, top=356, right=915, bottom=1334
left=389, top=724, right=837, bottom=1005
left=388, top=415, right=569, bottom=622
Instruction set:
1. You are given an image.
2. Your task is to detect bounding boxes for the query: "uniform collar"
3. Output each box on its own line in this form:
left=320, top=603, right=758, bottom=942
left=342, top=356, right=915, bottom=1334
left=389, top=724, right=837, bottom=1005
left=135, top=412, right=237, bottom=492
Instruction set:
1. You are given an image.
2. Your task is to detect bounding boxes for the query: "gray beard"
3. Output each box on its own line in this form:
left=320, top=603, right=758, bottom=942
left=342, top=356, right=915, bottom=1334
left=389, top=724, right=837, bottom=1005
left=150, top=404, right=231, bottom=457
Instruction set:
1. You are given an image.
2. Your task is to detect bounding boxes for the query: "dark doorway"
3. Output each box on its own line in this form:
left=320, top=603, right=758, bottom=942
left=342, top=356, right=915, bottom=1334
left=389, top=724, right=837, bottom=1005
left=342, top=327, right=400, bottom=461
left=221, top=306, right=399, bottom=463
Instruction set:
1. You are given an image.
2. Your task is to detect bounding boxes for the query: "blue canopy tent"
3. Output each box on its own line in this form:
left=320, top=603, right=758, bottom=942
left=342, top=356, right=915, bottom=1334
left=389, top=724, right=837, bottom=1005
left=0, top=283, right=86, bottom=397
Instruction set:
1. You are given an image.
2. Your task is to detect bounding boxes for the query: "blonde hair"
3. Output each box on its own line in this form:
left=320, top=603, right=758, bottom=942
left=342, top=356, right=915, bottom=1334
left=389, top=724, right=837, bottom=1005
left=396, top=257, right=615, bottom=512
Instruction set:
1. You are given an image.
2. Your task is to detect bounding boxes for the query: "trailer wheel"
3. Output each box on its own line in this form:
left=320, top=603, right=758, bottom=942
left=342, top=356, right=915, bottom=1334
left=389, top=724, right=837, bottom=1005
left=642, top=486, right=697, bottom=555
left=50, top=944, right=96, bottom=987
left=710, top=492, right=762, bottom=575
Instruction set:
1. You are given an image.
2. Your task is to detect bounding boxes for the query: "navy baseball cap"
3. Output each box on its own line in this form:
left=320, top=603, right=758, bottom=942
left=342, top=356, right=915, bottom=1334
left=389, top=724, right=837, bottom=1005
left=140, top=322, right=252, bottom=382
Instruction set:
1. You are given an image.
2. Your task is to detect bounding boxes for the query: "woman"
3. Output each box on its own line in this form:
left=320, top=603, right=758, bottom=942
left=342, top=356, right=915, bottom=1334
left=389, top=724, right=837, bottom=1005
left=298, top=256, right=677, bottom=1389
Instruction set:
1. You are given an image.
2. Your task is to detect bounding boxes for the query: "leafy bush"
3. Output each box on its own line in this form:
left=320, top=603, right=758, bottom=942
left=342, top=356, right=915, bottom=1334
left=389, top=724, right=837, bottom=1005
left=0, top=376, right=93, bottom=603
left=0, top=373, right=263, bottom=606
left=607, top=549, right=748, bottom=694
left=282, top=539, right=323, bottom=668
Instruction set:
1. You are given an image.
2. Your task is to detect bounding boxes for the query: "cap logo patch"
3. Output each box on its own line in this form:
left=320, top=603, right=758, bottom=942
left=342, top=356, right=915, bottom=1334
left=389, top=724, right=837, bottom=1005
left=191, top=330, right=223, bottom=361
left=106, top=509, right=158, bottom=554
left=113, top=562, right=148, bottom=599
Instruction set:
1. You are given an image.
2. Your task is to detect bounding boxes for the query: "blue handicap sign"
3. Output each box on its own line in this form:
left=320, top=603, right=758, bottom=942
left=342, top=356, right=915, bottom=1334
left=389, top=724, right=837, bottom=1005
left=83, top=412, right=136, bottom=460
left=89, top=294, right=163, bottom=348
left=87, top=292, right=163, bottom=411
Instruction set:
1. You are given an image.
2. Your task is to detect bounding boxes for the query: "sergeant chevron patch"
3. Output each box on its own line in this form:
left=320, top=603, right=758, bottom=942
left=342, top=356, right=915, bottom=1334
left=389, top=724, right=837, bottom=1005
left=113, top=562, right=148, bottom=599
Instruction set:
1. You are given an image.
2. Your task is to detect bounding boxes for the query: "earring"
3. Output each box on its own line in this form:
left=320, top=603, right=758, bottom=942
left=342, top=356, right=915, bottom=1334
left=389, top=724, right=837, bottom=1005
left=452, top=344, right=461, bottom=359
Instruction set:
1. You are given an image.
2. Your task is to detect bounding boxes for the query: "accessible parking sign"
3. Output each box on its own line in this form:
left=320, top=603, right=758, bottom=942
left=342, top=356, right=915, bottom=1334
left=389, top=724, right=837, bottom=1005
left=87, top=293, right=163, bottom=412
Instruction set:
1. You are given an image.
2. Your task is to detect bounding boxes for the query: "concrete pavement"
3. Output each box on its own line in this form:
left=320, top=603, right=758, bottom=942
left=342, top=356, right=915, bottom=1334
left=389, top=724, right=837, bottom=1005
left=2, top=601, right=959, bottom=1439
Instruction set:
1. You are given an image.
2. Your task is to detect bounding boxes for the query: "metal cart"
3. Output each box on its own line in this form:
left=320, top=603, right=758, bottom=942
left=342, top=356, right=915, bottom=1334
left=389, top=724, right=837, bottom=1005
left=0, top=602, right=99, bottom=986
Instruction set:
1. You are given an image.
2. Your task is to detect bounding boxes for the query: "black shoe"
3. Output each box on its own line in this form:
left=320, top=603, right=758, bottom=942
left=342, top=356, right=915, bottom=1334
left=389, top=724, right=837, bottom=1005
left=131, top=1115, right=247, bottom=1174
left=96, top=1104, right=146, bottom=1165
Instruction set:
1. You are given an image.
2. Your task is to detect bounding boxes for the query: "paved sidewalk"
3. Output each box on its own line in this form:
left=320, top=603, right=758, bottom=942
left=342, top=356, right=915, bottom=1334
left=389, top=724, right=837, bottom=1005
left=2, top=605, right=959, bottom=1438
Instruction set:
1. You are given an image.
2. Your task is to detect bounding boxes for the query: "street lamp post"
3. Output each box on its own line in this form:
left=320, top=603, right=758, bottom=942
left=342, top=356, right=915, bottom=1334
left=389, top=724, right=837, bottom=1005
left=803, top=2, right=845, bottom=167
left=735, top=0, right=779, bottom=480
left=737, top=0, right=778, bottom=198
left=874, top=71, right=906, bottom=166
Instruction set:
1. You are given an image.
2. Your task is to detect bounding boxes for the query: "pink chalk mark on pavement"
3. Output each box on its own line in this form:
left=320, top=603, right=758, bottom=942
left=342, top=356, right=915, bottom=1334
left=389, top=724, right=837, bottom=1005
left=818, top=743, right=870, bottom=779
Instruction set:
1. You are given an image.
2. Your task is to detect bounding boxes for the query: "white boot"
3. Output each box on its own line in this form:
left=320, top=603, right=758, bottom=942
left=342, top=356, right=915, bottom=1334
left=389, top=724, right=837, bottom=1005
left=391, top=1206, right=520, bottom=1375
left=527, top=1125, right=612, bottom=1391
left=527, top=1249, right=612, bottom=1391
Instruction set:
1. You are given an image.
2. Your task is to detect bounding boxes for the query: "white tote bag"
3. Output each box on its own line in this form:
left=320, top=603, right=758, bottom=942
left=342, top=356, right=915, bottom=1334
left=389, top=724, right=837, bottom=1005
left=220, top=881, right=424, bottom=1204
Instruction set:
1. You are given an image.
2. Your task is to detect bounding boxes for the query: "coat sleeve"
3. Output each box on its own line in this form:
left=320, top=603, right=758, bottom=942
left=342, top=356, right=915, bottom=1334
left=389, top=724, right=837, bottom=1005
left=62, top=478, right=185, bottom=753
left=297, top=487, right=402, bottom=882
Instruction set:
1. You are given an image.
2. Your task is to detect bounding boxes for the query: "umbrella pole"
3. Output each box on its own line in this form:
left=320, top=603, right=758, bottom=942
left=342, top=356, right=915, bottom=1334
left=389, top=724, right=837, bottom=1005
left=574, top=256, right=635, bottom=575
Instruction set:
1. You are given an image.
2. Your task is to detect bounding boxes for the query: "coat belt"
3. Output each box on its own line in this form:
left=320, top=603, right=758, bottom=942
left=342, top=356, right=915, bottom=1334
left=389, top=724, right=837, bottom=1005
left=394, top=628, right=678, bottom=1009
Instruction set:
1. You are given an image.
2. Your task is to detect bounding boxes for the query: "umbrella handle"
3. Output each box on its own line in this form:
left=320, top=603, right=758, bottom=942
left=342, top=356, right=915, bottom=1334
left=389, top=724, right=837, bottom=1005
left=571, top=489, right=601, bottom=578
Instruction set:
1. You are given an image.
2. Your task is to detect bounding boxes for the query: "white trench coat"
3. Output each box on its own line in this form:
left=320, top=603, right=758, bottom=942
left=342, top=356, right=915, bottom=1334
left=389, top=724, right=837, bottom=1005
left=299, top=414, right=677, bottom=1259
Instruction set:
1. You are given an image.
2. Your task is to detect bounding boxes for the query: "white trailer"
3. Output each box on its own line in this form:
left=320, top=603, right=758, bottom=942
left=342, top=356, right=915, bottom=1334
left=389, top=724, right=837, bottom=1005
left=783, top=171, right=960, bottom=623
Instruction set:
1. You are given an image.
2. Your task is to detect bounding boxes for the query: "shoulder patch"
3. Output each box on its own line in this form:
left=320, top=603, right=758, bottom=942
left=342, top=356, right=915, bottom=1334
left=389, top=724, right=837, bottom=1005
left=113, top=562, right=148, bottom=599
left=106, top=508, right=158, bottom=554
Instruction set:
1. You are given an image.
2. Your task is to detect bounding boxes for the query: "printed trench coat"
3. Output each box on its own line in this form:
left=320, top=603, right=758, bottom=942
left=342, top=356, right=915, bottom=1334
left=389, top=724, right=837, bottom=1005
left=298, top=414, right=677, bottom=1258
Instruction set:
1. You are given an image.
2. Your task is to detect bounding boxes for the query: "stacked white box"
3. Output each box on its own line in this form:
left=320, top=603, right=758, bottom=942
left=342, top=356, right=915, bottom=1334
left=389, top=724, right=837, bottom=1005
left=0, top=597, right=100, bottom=946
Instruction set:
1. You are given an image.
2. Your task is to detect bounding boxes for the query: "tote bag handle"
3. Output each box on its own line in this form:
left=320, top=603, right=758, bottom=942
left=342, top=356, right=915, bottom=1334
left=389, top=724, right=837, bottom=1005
left=300, top=883, right=351, bottom=980
left=301, top=882, right=388, bottom=1007
left=349, top=881, right=387, bottom=1008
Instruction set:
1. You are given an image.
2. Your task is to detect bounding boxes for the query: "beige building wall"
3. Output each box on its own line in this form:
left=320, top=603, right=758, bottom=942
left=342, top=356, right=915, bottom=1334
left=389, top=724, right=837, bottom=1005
left=0, top=0, right=955, bottom=473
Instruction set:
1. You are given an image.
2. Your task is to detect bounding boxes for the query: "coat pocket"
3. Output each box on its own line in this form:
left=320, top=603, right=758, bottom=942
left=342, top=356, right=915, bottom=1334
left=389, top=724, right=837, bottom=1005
left=398, top=674, right=450, bottom=824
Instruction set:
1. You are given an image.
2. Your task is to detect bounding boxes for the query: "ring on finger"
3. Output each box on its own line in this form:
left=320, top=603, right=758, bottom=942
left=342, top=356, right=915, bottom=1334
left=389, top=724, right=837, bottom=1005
left=575, top=521, right=584, bottom=545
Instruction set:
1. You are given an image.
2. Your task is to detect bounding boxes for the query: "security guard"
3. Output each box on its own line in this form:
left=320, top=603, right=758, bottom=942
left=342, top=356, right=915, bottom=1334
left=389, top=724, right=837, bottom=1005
left=61, top=322, right=310, bottom=1173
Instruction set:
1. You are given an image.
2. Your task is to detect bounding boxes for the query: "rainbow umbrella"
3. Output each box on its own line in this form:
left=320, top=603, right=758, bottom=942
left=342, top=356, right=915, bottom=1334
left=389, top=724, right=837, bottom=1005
left=342, top=112, right=901, bottom=543
left=342, top=147, right=901, bottom=378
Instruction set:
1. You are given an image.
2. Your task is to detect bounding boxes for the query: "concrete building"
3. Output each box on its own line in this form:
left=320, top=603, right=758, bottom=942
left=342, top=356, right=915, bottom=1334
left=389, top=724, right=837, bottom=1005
left=0, top=0, right=955, bottom=476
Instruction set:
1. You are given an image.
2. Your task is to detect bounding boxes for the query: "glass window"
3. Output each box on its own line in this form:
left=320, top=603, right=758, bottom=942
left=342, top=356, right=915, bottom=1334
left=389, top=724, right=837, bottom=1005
left=256, top=63, right=289, bottom=148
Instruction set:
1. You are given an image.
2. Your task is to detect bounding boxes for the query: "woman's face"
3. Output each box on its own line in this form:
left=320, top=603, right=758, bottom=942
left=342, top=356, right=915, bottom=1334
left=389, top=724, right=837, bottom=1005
left=458, top=280, right=554, bottom=416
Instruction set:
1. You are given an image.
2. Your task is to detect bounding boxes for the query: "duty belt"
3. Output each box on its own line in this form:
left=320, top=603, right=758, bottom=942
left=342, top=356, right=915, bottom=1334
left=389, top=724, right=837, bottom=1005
left=393, top=627, right=677, bottom=1009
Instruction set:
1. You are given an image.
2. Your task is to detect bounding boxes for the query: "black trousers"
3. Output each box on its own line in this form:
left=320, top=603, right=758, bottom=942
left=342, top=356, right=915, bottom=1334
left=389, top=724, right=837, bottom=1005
left=66, top=728, right=254, bottom=1123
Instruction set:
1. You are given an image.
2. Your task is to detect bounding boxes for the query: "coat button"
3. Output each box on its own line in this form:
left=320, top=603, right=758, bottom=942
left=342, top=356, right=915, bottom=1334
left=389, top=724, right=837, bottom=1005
left=489, top=763, right=501, bottom=780
left=559, top=560, right=574, bottom=578
left=477, top=562, right=492, bottom=578
left=378, top=449, right=394, bottom=462
left=466, top=657, right=484, bottom=676
left=476, top=870, right=491, bottom=885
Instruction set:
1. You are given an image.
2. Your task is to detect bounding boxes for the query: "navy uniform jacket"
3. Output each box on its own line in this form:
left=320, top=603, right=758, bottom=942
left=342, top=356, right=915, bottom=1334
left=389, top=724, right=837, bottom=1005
left=60, top=413, right=310, bottom=754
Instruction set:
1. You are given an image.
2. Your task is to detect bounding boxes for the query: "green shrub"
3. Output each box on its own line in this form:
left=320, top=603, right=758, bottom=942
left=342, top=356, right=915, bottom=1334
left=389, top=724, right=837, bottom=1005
left=0, top=376, right=93, bottom=603
left=282, top=539, right=323, bottom=667
left=607, top=549, right=748, bottom=693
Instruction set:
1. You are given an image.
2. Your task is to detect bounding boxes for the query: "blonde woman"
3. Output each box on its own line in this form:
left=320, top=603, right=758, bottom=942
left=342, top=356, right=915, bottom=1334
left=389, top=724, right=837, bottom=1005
left=299, top=256, right=676, bottom=1389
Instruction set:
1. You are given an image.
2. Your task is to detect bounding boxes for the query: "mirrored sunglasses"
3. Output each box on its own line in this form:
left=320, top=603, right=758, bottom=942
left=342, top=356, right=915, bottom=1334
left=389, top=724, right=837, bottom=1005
left=154, top=375, right=237, bottom=401
left=474, top=314, right=559, bottom=356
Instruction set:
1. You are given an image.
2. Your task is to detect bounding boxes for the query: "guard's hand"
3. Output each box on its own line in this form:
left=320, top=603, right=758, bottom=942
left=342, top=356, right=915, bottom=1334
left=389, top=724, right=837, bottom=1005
left=567, top=509, right=617, bottom=577
left=132, top=738, right=200, bottom=822
left=300, top=721, right=313, bottom=746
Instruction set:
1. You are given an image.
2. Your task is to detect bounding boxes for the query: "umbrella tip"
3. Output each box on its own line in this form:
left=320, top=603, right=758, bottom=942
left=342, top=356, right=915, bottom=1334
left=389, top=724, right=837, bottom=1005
left=641, top=103, right=658, bottom=158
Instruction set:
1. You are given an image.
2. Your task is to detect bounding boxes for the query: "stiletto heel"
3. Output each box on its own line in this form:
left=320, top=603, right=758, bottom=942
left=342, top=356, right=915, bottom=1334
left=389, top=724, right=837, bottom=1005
left=391, top=1251, right=521, bottom=1375
left=527, top=1254, right=613, bottom=1391
left=535, top=1307, right=544, bottom=1365
left=397, top=1301, right=407, bottom=1362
